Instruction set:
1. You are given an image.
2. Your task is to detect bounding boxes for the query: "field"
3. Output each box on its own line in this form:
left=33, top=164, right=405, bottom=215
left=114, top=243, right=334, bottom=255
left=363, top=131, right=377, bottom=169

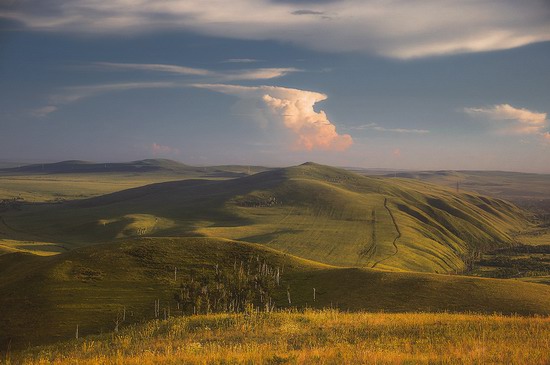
left=2, top=237, right=550, bottom=350
left=0, top=163, right=530, bottom=273
left=7, top=310, right=550, bottom=364
left=1, top=160, right=550, bottom=362
left=384, top=170, right=550, bottom=214
left=0, top=159, right=268, bottom=203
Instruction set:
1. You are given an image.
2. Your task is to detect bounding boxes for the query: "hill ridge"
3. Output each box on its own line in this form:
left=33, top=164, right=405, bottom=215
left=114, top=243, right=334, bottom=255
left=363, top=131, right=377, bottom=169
left=1, top=163, right=529, bottom=273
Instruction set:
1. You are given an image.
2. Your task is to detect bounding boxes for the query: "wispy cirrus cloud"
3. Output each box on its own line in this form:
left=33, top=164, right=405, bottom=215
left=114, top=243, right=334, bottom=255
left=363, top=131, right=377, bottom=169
left=352, top=123, right=430, bottom=134
left=94, top=62, right=211, bottom=76
left=193, top=83, right=353, bottom=151
left=222, top=58, right=260, bottom=63
left=32, top=81, right=178, bottom=117
left=223, top=68, right=300, bottom=81
left=51, top=81, right=178, bottom=104
left=2, top=0, right=549, bottom=59
left=33, top=62, right=300, bottom=117
left=93, top=62, right=299, bottom=81
left=31, top=105, right=58, bottom=117
left=464, top=104, right=548, bottom=136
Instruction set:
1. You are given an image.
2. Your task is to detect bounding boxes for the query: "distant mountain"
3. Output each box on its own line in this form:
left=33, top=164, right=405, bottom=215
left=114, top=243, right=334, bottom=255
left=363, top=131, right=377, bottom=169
left=0, top=159, right=270, bottom=177
left=384, top=170, right=550, bottom=213
left=3, top=163, right=529, bottom=273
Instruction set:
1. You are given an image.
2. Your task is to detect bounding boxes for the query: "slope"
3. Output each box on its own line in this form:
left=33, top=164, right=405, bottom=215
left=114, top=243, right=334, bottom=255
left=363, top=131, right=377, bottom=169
left=1, top=236, right=549, bottom=349
left=0, top=163, right=529, bottom=272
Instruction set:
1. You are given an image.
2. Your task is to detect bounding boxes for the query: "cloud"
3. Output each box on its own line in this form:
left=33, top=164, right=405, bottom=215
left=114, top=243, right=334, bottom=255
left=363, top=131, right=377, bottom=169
left=52, top=82, right=177, bottom=104
left=151, top=143, right=180, bottom=156
left=222, top=58, right=260, bottom=63
left=393, top=148, right=401, bottom=157
left=353, top=122, right=430, bottom=134
left=223, top=68, right=300, bottom=81
left=32, top=63, right=300, bottom=116
left=464, top=104, right=548, bottom=135
left=94, top=62, right=211, bottom=76
left=32, top=82, right=178, bottom=116
left=94, top=62, right=299, bottom=81
left=31, top=105, right=58, bottom=117
left=2, top=1, right=549, bottom=58
left=194, top=83, right=353, bottom=151
left=291, top=10, right=325, bottom=16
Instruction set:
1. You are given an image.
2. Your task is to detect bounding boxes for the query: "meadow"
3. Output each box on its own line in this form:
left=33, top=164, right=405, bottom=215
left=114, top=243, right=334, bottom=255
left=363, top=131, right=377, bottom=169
left=2, top=237, right=549, bottom=349
left=6, top=310, right=549, bottom=364
left=1, top=160, right=550, bottom=363
left=0, top=163, right=530, bottom=273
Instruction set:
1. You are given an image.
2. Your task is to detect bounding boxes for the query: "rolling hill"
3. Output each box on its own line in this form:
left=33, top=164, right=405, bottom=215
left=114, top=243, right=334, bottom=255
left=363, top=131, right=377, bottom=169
left=0, top=159, right=269, bottom=177
left=1, top=163, right=530, bottom=273
left=2, top=236, right=549, bottom=349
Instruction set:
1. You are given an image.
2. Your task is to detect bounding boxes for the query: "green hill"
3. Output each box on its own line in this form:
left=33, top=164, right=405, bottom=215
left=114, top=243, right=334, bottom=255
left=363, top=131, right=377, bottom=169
left=2, top=237, right=549, bottom=349
left=1, top=163, right=529, bottom=273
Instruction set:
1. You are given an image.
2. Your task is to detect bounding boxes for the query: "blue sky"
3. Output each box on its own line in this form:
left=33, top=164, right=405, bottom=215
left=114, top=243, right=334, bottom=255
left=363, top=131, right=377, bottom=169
left=1, top=1, right=550, bottom=172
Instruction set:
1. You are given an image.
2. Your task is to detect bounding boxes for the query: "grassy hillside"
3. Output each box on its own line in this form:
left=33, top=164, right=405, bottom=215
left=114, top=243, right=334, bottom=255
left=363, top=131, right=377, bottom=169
left=10, top=310, right=550, bottom=365
left=1, top=163, right=529, bottom=273
left=1, top=237, right=550, bottom=350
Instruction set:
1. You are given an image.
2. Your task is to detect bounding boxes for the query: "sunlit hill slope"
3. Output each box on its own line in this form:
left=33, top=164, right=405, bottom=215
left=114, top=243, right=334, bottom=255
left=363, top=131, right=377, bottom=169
left=2, top=163, right=529, bottom=273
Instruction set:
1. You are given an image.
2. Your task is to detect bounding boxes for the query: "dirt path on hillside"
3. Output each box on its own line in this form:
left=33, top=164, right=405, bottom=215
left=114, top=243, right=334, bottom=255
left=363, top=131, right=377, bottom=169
left=372, top=197, right=401, bottom=268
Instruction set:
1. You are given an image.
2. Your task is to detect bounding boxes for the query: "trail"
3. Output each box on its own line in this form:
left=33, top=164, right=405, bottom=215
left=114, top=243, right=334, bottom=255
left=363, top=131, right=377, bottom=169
left=358, top=209, right=377, bottom=265
left=372, top=197, right=401, bottom=268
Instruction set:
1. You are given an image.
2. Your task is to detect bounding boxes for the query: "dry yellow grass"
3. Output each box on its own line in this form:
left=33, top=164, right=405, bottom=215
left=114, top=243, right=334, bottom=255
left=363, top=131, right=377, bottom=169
left=8, top=310, right=549, bottom=365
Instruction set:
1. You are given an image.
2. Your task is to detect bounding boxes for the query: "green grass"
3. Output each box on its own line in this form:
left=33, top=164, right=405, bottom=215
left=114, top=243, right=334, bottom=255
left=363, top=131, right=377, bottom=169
left=1, top=163, right=530, bottom=273
left=1, top=236, right=550, bottom=349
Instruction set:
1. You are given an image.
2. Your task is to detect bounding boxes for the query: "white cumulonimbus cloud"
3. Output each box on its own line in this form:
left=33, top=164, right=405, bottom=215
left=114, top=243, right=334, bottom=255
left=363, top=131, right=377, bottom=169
left=194, top=84, right=353, bottom=151
left=2, top=1, right=549, bottom=59
left=464, top=103, right=548, bottom=135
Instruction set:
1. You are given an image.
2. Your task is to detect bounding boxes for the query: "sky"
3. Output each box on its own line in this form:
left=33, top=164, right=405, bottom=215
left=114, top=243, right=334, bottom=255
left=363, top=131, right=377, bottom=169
left=1, top=0, right=550, bottom=172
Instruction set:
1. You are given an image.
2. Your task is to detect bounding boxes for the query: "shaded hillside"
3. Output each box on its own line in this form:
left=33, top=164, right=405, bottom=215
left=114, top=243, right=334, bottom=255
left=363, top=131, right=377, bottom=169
left=1, top=237, right=549, bottom=349
left=1, top=163, right=529, bottom=272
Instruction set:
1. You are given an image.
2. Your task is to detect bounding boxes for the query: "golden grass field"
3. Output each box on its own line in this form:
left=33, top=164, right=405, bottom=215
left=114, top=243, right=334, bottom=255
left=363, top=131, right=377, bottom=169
left=7, top=310, right=549, bottom=365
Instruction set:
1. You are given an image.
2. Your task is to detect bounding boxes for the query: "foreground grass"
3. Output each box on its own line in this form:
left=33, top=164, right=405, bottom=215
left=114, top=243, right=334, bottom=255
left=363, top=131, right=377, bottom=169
left=8, top=310, right=549, bottom=365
